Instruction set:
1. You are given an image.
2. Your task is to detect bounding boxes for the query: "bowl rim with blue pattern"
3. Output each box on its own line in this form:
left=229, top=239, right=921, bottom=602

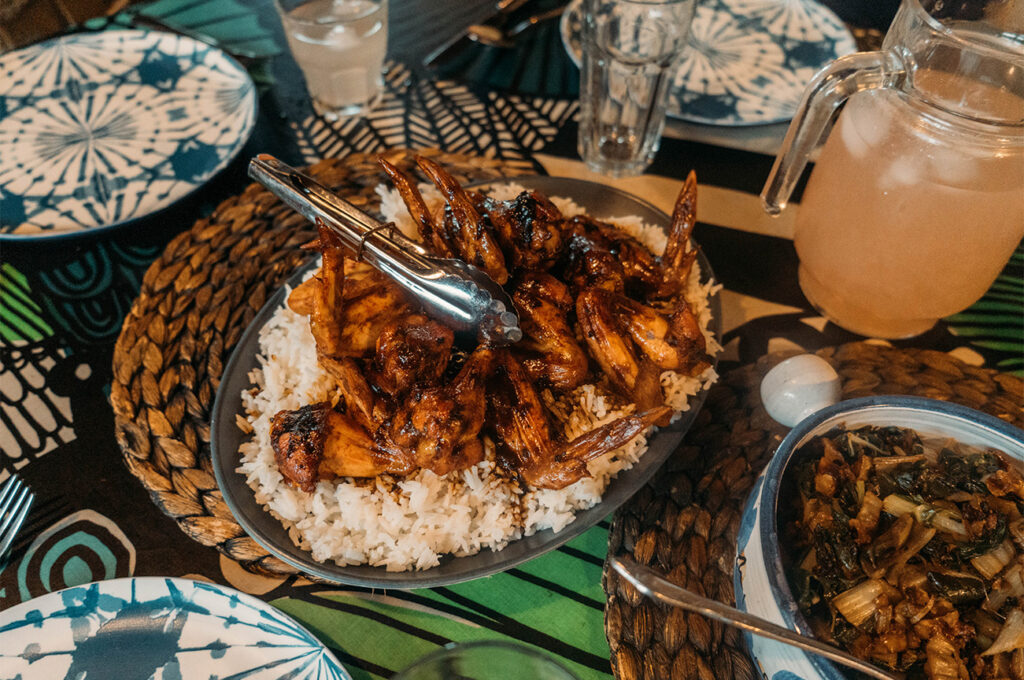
left=745, top=395, right=1024, bottom=680
left=0, top=575, right=350, bottom=679
left=0, top=28, right=258, bottom=241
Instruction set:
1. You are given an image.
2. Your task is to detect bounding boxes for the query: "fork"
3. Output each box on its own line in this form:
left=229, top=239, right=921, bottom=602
left=0, top=474, right=34, bottom=565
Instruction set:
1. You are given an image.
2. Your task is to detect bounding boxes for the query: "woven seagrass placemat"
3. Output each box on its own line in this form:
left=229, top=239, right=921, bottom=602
left=110, top=149, right=530, bottom=575
left=602, top=342, right=1024, bottom=680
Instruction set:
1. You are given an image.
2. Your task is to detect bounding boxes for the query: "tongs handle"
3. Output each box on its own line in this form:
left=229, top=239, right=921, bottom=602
left=248, top=155, right=522, bottom=343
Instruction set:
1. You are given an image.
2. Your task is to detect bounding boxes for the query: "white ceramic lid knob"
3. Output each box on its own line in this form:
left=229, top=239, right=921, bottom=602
left=760, top=354, right=842, bottom=428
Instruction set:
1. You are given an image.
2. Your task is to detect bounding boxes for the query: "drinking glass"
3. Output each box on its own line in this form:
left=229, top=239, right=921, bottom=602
left=577, top=0, right=697, bottom=177
left=762, top=0, right=1024, bottom=339
left=391, top=641, right=580, bottom=680
left=275, top=0, right=388, bottom=119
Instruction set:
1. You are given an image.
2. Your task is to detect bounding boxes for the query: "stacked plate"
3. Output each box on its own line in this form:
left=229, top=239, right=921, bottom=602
left=560, top=0, right=857, bottom=125
left=0, top=29, right=257, bottom=239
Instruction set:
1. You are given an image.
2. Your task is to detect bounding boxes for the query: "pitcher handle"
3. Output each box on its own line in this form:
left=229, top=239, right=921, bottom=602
left=761, top=50, right=906, bottom=215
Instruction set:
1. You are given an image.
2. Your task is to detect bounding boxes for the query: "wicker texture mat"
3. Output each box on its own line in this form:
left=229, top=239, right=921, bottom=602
left=110, top=148, right=1024, bottom=674
left=110, top=149, right=527, bottom=574
left=602, top=342, right=1024, bottom=680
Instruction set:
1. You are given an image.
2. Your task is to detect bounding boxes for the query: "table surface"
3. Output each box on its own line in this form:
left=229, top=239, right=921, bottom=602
left=1, top=1, right=1021, bottom=678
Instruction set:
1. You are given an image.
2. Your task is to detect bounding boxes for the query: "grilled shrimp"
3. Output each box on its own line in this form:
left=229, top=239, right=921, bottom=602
left=378, top=345, right=496, bottom=476
left=417, top=155, right=510, bottom=285
left=510, top=272, right=588, bottom=391
left=287, top=222, right=410, bottom=358
left=480, top=190, right=564, bottom=272
left=489, top=352, right=669, bottom=490
left=576, top=286, right=710, bottom=424
left=378, top=157, right=456, bottom=258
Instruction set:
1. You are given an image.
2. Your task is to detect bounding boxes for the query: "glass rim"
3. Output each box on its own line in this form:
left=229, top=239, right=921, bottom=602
left=392, top=640, right=580, bottom=680
left=894, top=0, right=1024, bottom=127
left=902, top=0, right=1024, bottom=61
left=273, top=0, right=386, bottom=27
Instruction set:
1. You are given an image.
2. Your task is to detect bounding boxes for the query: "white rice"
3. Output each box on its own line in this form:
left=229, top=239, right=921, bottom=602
left=237, top=183, right=721, bottom=571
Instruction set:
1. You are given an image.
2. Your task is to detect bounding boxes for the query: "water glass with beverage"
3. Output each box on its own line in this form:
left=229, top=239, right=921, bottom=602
left=762, top=0, right=1024, bottom=339
left=577, top=0, right=697, bottom=178
left=275, top=0, right=388, bottom=120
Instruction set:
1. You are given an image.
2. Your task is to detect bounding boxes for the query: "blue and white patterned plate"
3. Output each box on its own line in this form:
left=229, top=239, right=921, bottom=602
left=0, top=577, right=350, bottom=679
left=0, top=29, right=257, bottom=238
left=560, top=0, right=857, bottom=126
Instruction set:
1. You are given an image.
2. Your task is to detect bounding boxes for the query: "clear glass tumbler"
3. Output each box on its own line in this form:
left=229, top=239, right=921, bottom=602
left=391, top=641, right=580, bottom=680
left=275, top=0, right=388, bottom=120
left=577, top=0, right=697, bottom=177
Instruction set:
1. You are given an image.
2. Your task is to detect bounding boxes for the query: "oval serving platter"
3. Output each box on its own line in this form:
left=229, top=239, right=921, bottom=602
left=0, top=577, right=350, bottom=679
left=560, top=0, right=857, bottom=126
left=0, top=29, right=257, bottom=239
left=211, top=176, right=721, bottom=588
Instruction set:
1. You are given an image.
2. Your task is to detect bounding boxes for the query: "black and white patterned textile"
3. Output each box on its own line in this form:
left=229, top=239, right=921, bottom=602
left=290, top=63, right=578, bottom=168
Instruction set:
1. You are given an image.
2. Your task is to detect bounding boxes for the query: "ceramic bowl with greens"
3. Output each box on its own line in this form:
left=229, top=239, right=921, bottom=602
left=735, top=396, right=1024, bottom=680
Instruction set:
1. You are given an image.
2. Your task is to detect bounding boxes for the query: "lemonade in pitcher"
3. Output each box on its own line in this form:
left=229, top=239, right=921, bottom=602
left=762, top=0, right=1024, bottom=338
left=794, top=71, right=1024, bottom=338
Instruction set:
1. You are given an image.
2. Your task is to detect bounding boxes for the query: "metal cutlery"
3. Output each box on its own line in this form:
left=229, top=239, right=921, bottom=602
left=248, top=155, right=522, bottom=345
left=467, top=6, right=567, bottom=48
left=0, top=474, right=34, bottom=565
left=610, top=556, right=903, bottom=680
left=423, top=0, right=535, bottom=66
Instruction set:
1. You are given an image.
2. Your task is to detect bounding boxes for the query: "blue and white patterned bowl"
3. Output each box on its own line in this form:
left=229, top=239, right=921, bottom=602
left=0, top=29, right=257, bottom=238
left=560, top=0, right=857, bottom=125
left=0, top=577, right=350, bottom=679
left=734, top=396, right=1024, bottom=680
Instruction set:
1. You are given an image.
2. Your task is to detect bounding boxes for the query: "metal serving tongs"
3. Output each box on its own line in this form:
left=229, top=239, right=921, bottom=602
left=249, top=155, right=522, bottom=345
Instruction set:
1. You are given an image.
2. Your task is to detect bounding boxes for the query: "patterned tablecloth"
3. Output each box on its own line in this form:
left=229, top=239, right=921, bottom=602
left=1, top=1, right=1021, bottom=678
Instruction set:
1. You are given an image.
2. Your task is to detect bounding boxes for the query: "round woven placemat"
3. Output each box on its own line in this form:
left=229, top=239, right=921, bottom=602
left=110, top=149, right=529, bottom=575
left=602, top=342, right=1024, bottom=680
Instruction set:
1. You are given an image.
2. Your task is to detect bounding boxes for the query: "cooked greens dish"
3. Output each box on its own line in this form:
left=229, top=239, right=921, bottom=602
left=786, top=425, right=1024, bottom=680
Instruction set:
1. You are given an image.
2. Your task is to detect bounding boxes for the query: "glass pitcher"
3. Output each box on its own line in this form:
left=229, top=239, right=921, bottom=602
left=762, top=0, right=1024, bottom=339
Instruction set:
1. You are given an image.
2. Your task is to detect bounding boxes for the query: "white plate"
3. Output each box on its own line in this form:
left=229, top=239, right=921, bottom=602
left=0, top=29, right=257, bottom=238
left=0, top=577, right=350, bottom=679
left=561, top=0, right=857, bottom=125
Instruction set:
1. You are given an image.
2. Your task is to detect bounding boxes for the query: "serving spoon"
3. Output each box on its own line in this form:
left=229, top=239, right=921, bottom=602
left=610, top=556, right=903, bottom=680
